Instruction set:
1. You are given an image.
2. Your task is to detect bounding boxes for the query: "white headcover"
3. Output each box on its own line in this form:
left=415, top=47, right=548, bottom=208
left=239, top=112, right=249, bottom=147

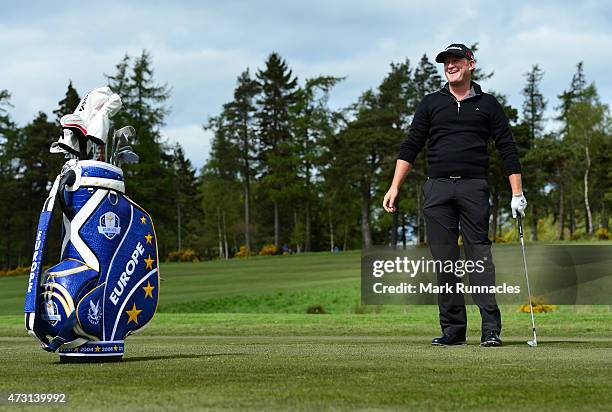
left=74, top=87, right=123, bottom=145
left=50, top=114, right=90, bottom=155
left=50, top=129, right=79, bottom=155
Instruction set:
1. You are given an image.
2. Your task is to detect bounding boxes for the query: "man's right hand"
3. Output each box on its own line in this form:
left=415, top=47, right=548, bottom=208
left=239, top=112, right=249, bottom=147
left=383, top=187, right=399, bottom=213
left=384, top=160, right=412, bottom=213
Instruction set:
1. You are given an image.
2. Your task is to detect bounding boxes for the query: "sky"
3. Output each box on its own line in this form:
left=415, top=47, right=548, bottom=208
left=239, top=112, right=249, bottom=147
left=2, top=1, right=611, bottom=170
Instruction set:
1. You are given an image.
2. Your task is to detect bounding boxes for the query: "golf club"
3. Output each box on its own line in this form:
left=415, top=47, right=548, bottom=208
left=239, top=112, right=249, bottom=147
left=517, top=214, right=538, bottom=347
left=111, top=126, right=136, bottom=165
left=116, top=149, right=139, bottom=167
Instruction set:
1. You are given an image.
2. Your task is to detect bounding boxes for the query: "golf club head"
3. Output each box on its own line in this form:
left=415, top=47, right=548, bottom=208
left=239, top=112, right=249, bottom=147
left=112, top=136, right=130, bottom=166
left=109, top=126, right=135, bottom=165
left=116, top=150, right=139, bottom=166
left=114, top=126, right=135, bottom=139
left=115, top=135, right=129, bottom=150
left=527, top=339, right=537, bottom=347
left=115, top=145, right=134, bottom=153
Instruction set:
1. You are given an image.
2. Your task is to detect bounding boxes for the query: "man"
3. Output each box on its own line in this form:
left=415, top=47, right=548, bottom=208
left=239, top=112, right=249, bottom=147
left=382, top=44, right=527, bottom=347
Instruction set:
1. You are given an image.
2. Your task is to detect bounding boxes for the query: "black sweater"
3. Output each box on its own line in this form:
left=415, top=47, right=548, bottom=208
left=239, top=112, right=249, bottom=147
left=398, top=82, right=521, bottom=178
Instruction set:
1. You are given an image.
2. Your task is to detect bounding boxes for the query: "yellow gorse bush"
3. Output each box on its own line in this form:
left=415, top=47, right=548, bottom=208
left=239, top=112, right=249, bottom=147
left=518, top=295, right=557, bottom=313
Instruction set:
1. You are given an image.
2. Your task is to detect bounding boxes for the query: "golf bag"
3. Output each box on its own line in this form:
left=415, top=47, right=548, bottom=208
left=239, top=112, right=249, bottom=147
left=24, top=159, right=159, bottom=361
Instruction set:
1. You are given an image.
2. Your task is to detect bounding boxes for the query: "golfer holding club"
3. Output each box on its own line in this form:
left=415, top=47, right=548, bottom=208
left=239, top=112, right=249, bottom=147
left=383, top=44, right=527, bottom=347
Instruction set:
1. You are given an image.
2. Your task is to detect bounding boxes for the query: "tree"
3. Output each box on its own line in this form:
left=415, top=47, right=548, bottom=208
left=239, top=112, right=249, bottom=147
left=555, top=62, right=610, bottom=236
left=333, top=61, right=413, bottom=248
left=171, top=144, right=200, bottom=251
left=522, top=65, right=546, bottom=142
left=521, top=64, right=547, bottom=240
left=291, top=75, right=343, bottom=251
left=487, top=93, right=520, bottom=240
left=568, top=83, right=607, bottom=235
left=53, top=81, right=80, bottom=124
left=223, top=69, right=260, bottom=251
left=106, top=50, right=175, bottom=255
left=0, top=90, right=22, bottom=267
left=17, top=112, right=64, bottom=262
left=408, top=55, right=442, bottom=244
left=256, top=53, right=298, bottom=248
left=413, top=54, right=442, bottom=101
left=200, top=119, right=241, bottom=258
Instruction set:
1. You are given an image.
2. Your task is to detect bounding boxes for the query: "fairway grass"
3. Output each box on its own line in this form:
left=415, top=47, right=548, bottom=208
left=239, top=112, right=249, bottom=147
left=2, top=311, right=612, bottom=411
left=1, top=249, right=611, bottom=410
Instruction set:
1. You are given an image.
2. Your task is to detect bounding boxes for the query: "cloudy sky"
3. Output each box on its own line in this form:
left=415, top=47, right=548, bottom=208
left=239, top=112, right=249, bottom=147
left=2, top=1, right=610, bottom=169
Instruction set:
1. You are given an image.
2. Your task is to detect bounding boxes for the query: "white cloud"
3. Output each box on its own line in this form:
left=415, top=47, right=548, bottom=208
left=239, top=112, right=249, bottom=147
left=1, top=0, right=611, bottom=168
left=161, top=124, right=212, bottom=171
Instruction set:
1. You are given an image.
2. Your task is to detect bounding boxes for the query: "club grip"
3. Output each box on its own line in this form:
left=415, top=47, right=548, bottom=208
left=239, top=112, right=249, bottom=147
left=517, top=215, right=524, bottom=238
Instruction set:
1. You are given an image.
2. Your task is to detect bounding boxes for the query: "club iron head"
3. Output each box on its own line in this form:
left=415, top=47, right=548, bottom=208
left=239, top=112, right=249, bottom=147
left=111, top=126, right=135, bottom=166
left=114, top=126, right=135, bottom=139
left=116, top=150, right=139, bottom=166
left=115, top=145, right=134, bottom=154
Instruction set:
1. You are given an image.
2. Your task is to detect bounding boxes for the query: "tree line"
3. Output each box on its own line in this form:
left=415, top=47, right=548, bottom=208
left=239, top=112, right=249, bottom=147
left=0, top=47, right=610, bottom=268
left=0, top=51, right=199, bottom=269
left=201, top=47, right=610, bottom=258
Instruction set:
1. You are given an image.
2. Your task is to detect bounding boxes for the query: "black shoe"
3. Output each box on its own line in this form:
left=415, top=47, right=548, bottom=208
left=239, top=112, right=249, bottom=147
left=431, top=333, right=466, bottom=346
left=480, top=331, right=502, bottom=347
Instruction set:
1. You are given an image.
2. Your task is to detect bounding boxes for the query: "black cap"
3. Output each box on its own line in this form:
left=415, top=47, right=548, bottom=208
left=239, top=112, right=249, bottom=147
left=435, top=44, right=475, bottom=63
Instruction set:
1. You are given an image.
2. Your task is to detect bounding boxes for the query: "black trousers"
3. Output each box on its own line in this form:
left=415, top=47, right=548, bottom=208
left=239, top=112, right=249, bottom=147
left=423, top=177, right=501, bottom=337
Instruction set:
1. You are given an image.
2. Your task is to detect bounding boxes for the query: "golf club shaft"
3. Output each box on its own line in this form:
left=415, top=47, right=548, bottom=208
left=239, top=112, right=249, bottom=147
left=518, top=215, right=537, bottom=342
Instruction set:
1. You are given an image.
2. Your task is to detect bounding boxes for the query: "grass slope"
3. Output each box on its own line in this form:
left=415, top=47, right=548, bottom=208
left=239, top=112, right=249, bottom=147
left=3, top=242, right=610, bottom=315
left=0, top=251, right=362, bottom=315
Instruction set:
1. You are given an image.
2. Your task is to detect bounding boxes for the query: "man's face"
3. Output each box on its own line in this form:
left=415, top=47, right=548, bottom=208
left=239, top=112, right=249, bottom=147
left=443, top=56, right=474, bottom=85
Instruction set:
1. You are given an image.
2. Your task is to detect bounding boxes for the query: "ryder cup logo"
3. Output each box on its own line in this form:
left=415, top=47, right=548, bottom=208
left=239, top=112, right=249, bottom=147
left=98, top=212, right=121, bottom=240
left=43, top=300, right=61, bottom=325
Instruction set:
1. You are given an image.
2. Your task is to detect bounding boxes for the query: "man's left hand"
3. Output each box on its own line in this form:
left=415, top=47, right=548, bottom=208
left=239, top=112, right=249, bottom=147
left=511, top=193, right=527, bottom=218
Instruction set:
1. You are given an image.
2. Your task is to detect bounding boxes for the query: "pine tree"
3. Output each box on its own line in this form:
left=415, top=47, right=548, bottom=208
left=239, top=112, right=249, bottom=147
left=106, top=50, right=175, bottom=255
left=487, top=93, right=520, bottom=240
left=521, top=64, right=547, bottom=240
left=410, top=55, right=442, bottom=244
left=333, top=61, right=412, bottom=248
left=256, top=53, right=298, bottom=248
left=292, top=75, right=343, bottom=251
left=0, top=90, right=21, bottom=267
left=18, top=112, right=65, bottom=262
left=223, top=69, right=260, bottom=251
left=171, top=144, right=200, bottom=251
left=200, top=120, right=241, bottom=258
left=413, top=54, right=442, bottom=100
left=53, top=81, right=80, bottom=124
left=377, top=60, right=415, bottom=246
left=522, top=65, right=546, bottom=142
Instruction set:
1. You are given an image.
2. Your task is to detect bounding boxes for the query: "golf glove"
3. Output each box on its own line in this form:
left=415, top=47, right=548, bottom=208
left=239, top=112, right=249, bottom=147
left=511, top=193, right=527, bottom=218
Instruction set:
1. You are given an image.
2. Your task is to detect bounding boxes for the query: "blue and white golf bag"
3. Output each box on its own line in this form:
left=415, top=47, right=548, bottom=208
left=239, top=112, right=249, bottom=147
left=24, top=159, right=159, bottom=361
